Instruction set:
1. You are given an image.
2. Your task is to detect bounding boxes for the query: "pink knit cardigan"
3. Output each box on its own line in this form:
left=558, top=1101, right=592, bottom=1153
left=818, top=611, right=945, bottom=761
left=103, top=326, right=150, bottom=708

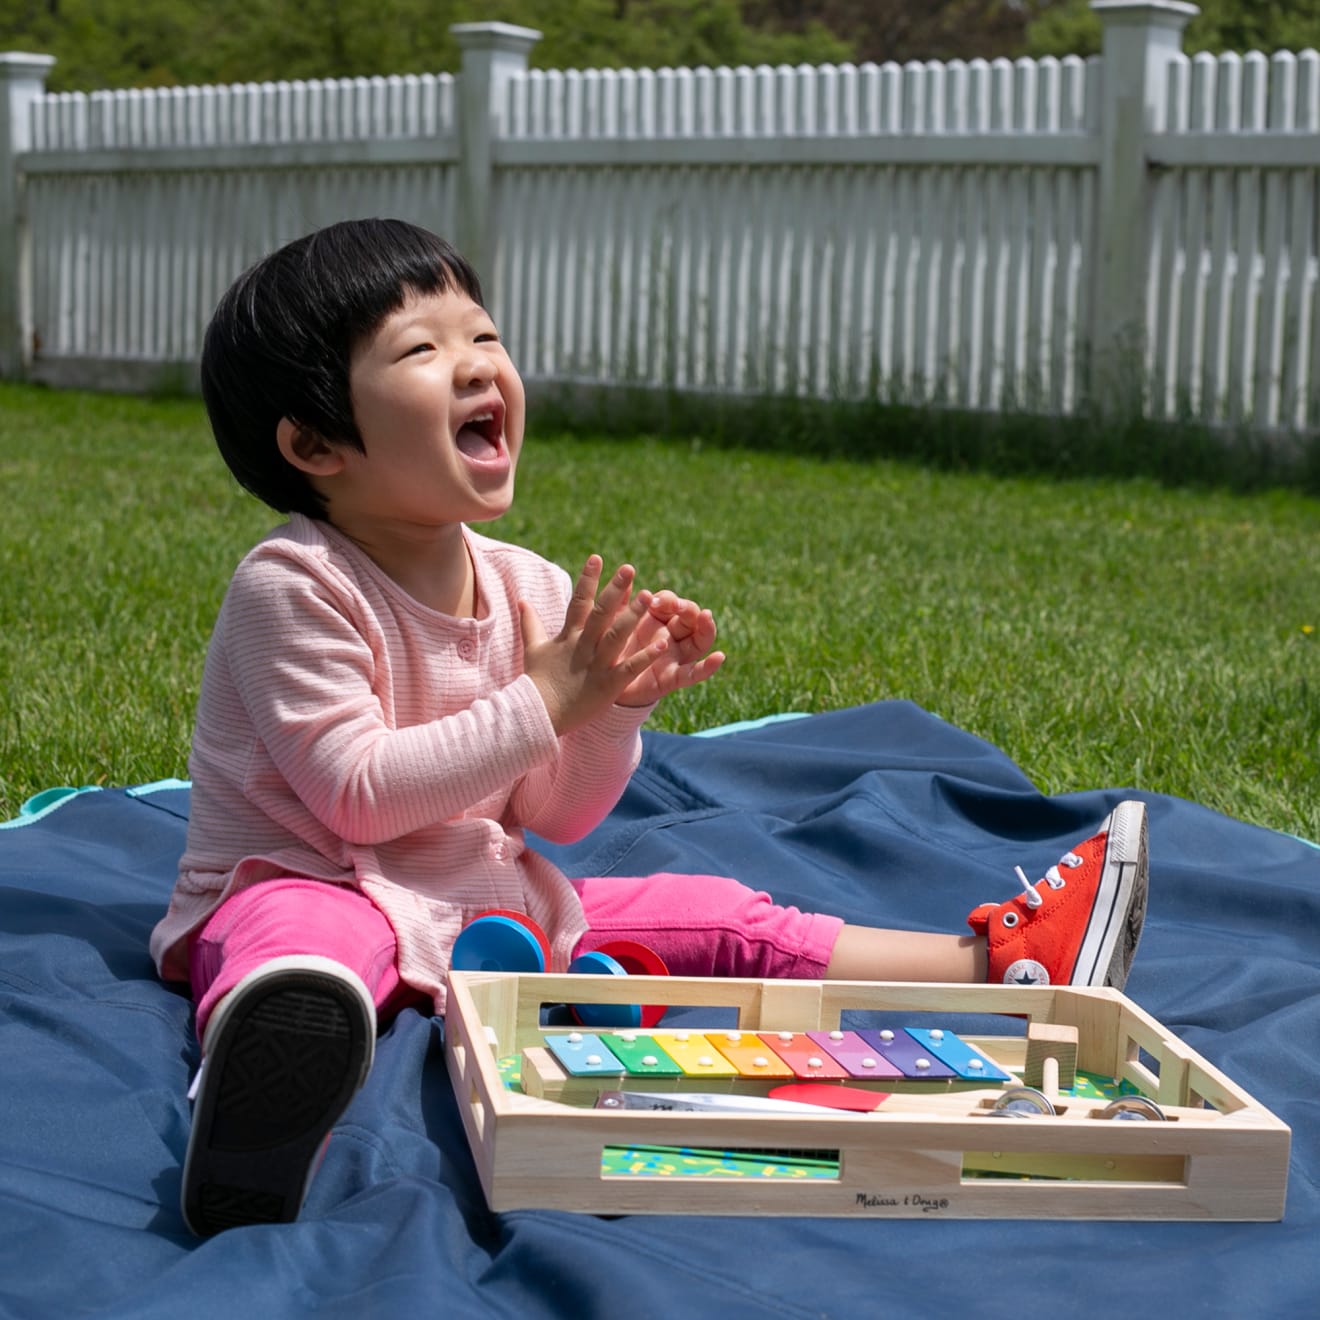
left=150, top=514, right=649, bottom=1011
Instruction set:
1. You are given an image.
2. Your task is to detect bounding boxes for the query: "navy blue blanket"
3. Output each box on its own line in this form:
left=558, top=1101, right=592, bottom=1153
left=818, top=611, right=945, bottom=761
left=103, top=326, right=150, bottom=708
left=1, top=701, right=1316, bottom=1319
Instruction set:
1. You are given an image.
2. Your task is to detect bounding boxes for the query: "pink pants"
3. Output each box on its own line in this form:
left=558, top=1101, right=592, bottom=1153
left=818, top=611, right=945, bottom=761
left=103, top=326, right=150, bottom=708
left=189, top=874, right=843, bottom=1039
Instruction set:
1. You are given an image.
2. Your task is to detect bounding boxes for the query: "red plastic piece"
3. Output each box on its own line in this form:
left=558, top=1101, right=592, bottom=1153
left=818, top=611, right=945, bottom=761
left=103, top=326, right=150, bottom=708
left=593, top=940, right=669, bottom=1028
left=767, top=1083, right=892, bottom=1112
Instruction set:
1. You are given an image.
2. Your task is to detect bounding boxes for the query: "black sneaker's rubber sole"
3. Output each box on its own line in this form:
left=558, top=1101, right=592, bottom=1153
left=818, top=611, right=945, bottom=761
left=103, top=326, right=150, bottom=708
left=182, top=968, right=373, bottom=1236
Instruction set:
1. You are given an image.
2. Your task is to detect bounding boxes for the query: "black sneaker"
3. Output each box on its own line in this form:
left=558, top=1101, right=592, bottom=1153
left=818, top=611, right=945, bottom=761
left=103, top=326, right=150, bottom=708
left=182, top=956, right=375, bottom=1236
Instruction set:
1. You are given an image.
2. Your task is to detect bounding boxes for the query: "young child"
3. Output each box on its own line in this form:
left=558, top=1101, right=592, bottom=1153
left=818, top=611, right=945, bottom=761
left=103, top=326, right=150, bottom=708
left=152, top=217, right=1148, bottom=1237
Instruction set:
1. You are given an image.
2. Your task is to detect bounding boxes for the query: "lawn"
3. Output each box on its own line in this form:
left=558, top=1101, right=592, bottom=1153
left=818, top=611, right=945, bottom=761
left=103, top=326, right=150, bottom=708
left=2, top=381, right=1317, bottom=841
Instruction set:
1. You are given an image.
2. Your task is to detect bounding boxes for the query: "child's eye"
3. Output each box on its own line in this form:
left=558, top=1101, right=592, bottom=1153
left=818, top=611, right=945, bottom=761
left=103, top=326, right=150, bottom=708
left=475, top=332, right=499, bottom=344
left=406, top=342, right=434, bottom=356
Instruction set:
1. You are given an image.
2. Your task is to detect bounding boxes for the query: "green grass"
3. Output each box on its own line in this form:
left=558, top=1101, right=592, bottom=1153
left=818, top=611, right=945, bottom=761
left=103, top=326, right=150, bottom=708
left=2, top=381, right=1317, bottom=841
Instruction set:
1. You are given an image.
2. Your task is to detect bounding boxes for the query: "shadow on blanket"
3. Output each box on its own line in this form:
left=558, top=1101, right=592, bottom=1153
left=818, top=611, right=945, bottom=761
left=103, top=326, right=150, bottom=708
left=1, top=702, right=1316, bottom=1319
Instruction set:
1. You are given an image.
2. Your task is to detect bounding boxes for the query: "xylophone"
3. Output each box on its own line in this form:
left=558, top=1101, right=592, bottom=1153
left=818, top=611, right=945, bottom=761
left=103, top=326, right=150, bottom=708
left=444, top=970, right=1292, bottom=1219
left=523, top=1023, right=1014, bottom=1104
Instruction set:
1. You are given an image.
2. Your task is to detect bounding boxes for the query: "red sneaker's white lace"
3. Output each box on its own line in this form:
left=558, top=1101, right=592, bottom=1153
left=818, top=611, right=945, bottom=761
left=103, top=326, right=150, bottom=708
left=1013, top=851, right=1084, bottom=909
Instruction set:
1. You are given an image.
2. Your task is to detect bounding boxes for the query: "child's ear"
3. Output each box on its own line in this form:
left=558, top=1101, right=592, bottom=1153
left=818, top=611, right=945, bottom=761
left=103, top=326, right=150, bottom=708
left=276, top=417, right=346, bottom=476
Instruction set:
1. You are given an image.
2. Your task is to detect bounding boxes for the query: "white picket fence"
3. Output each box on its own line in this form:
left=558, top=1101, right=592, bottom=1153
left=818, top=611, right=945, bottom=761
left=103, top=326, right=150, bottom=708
left=496, top=56, right=1100, bottom=415
left=20, top=72, right=463, bottom=370
left=3, top=2, right=1319, bottom=435
left=1146, top=50, right=1320, bottom=427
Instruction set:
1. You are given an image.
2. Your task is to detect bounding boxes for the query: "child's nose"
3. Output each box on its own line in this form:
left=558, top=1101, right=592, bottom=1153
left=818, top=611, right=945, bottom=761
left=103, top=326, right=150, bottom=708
left=455, top=353, right=496, bottom=388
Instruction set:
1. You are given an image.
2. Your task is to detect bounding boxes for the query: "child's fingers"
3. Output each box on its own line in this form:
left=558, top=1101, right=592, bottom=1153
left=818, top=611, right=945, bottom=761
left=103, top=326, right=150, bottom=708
left=691, top=650, right=725, bottom=684
left=593, top=586, right=654, bottom=670
left=624, top=603, right=665, bottom=652
left=658, top=648, right=726, bottom=695
left=654, top=597, right=711, bottom=648
left=618, top=631, right=669, bottom=680
left=586, top=563, right=636, bottom=633
left=561, top=555, right=605, bottom=635
left=679, top=607, right=716, bottom=652
left=645, top=589, right=682, bottom=621
left=657, top=609, right=716, bottom=664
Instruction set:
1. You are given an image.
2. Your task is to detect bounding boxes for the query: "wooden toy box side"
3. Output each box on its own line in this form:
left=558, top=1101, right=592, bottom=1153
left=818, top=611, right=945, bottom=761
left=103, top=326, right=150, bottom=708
left=443, top=972, right=1291, bottom=1221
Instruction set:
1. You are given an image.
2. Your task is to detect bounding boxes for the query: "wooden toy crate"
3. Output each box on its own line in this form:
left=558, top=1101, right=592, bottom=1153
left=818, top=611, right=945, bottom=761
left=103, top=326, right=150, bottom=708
left=444, top=971, right=1290, bottom=1220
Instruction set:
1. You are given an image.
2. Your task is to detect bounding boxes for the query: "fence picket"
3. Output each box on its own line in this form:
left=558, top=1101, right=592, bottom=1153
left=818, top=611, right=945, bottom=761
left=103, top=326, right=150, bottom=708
left=1225, top=53, right=1267, bottom=423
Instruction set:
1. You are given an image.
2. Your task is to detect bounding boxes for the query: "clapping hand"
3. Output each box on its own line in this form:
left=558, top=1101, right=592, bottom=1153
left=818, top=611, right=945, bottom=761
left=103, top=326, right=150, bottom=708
left=614, top=588, right=724, bottom=708
left=519, top=557, right=723, bottom=735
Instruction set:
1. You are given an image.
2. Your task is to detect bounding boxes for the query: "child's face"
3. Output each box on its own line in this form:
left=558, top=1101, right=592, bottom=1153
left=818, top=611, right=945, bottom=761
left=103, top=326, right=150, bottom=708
left=335, top=286, right=525, bottom=532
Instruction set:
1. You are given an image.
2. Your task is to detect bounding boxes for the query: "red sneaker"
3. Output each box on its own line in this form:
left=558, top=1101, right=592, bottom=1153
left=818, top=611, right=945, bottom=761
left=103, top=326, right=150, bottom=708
left=968, top=801, right=1149, bottom=989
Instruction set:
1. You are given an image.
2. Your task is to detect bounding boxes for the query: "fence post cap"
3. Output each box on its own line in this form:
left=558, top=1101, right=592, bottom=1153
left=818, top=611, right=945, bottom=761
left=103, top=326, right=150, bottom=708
left=0, top=52, right=56, bottom=78
left=1089, top=1, right=1200, bottom=26
left=450, top=22, right=542, bottom=55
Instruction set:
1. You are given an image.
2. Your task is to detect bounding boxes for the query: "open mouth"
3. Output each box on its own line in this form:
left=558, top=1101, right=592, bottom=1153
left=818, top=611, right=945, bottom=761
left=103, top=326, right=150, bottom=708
left=455, top=405, right=504, bottom=461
